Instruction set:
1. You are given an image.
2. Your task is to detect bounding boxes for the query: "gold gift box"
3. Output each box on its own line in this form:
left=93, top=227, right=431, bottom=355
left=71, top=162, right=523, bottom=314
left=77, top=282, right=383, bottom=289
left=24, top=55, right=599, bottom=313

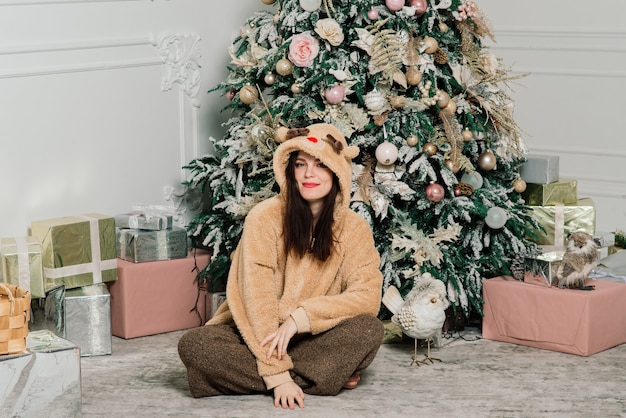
left=522, top=178, right=577, bottom=206
left=0, top=236, right=45, bottom=298
left=31, top=213, right=118, bottom=292
left=526, top=198, right=596, bottom=246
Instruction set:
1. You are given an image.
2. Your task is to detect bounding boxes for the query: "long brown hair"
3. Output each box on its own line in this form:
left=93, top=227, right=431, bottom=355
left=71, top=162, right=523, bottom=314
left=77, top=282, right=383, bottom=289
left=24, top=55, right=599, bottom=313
left=284, top=151, right=340, bottom=260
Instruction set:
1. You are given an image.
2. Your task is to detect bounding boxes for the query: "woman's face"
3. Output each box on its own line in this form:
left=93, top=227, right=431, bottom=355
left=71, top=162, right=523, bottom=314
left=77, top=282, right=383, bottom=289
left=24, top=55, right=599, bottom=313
left=294, top=151, right=334, bottom=207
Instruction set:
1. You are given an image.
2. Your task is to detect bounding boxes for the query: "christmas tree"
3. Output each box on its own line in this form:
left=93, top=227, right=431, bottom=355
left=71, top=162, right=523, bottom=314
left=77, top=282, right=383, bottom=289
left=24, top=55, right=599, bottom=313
left=182, top=0, right=540, bottom=318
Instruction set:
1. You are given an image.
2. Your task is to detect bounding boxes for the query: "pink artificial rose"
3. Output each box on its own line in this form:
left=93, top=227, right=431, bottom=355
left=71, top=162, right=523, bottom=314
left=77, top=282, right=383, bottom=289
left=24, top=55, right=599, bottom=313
left=288, top=32, right=320, bottom=68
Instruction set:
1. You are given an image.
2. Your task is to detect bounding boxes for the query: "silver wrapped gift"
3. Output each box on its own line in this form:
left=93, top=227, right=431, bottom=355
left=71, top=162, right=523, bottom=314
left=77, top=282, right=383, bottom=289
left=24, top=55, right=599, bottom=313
left=116, top=226, right=188, bottom=263
left=114, top=212, right=173, bottom=231
left=0, top=330, right=81, bottom=417
left=30, top=284, right=66, bottom=338
left=520, top=154, right=559, bottom=184
left=66, top=283, right=111, bottom=357
left=523, top=251, right=564, bottom=287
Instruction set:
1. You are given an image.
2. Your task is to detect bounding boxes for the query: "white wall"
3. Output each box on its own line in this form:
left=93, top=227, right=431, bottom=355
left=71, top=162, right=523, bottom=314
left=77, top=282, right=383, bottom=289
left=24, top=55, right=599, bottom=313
left=1, top=0, right=625, bottom=238
left=0, top=0, right=266, bottom=237
left=478, top=0, right=626, bottom=232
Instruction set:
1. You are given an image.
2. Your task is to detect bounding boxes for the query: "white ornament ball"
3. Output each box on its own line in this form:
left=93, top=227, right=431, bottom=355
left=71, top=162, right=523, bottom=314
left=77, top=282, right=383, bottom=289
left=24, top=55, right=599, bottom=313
left=299, top=0, right=321, bottom=12
left=485, top=207, right=508, bottom=229
left=461, top=171, right=483, bottom=190
left=375, top=142, right=399, bottom=165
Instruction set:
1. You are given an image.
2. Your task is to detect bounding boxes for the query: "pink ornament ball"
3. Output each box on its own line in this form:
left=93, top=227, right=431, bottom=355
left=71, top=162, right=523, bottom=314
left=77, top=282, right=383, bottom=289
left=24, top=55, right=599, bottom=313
left=226, top=89, right=236, bottom=100
left=324, top=84, right=345, bottom=105
left=426, top=183, right=445, bottom=203
left=409, top=0, right=428, bottom=15
left=367, top=7, right=379, bottom=20
left=385, top=0, right=405, bottom=12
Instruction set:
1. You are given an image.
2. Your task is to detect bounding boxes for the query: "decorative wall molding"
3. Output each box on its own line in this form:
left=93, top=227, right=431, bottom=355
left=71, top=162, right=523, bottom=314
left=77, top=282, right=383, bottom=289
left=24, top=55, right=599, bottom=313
left=157, top=33, right=202, bottom=107
left=0, top=36, right=163, bottom=79
left=155, top=33, right=202, bottom=182
left=0, top=0, right=146, bottom=5
left=529, top=147, right=626, bottom=159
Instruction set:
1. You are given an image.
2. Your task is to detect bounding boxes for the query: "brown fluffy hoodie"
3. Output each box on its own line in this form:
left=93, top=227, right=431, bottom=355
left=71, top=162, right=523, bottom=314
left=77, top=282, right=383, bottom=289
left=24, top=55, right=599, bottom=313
left=207, top=123, right=383, bottom=390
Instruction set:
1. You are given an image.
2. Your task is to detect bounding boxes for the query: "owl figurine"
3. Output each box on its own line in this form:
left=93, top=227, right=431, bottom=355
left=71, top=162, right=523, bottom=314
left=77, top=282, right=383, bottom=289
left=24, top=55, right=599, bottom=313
left=555, top=231, right=598, bottom=289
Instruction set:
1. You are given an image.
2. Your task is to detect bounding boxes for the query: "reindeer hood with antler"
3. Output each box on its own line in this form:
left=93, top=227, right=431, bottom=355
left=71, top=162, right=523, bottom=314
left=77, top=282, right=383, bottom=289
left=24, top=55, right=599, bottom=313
left=273, top=123, right=359, bottom=219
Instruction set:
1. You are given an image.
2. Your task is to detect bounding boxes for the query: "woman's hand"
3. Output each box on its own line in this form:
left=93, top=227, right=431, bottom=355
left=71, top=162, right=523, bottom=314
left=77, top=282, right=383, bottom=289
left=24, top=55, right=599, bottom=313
left=261, top=316, right=298, bottom=360
left=273, top=381, right=304, bottom=409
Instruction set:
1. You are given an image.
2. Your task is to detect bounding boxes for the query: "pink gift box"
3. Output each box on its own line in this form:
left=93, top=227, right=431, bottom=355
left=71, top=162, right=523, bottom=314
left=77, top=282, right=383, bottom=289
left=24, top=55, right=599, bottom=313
left=108, top=250, right=211, bottom=339
left=482, top=276, right=626, bottom=356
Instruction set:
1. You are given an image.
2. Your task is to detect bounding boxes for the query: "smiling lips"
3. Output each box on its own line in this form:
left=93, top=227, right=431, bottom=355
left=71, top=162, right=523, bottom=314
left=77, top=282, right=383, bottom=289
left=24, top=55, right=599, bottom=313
left=302, top=182, right=319, bottom=188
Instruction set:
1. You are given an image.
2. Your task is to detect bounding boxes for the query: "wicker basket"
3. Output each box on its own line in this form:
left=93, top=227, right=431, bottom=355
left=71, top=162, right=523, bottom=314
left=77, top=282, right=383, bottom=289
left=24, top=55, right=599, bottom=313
left=0, top=283, right=31, bottom=356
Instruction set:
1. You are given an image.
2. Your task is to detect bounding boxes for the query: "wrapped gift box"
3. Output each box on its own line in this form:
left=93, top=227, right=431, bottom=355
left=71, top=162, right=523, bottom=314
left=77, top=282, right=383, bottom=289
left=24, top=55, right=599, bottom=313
left=108, top=250, right=210, bottom=339
left=608, top=246, right=624, bottom=256
left=116, top=226, right=188, bottom=263
left=1, top=236, right=45, bottom=298
left=520, top=154, right=559, bottom=184
left=526, top=198, right=596, bottom=246
left=0, top=330, right=81, bottom=417
left=207, top=291, right=226, bottom=320
left=482, top=276, right=626, bottom=356
left=522, top=178, right=577, bottom=206
left=65, top=283, right=111, bottom=357
left=523, top=251, right=564, bottom=287
left=31, top=213, right=117, bottom=292
left=30, top=284, right=66, bottom=338
left=114, top=212, right=173, bottom=231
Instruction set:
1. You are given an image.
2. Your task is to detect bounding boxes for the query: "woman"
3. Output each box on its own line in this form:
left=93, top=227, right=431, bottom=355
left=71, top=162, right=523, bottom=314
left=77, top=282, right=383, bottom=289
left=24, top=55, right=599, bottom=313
left=178, top=123, right=384, bottom=410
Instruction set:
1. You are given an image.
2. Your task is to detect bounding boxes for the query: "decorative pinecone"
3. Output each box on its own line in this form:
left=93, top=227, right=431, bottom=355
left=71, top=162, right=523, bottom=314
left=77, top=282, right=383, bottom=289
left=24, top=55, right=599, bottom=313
left=510, top=256, right=525, bottom=281
left=456, top=182, right=474, bottom=196
left=434, top=48, right=449, bottom=65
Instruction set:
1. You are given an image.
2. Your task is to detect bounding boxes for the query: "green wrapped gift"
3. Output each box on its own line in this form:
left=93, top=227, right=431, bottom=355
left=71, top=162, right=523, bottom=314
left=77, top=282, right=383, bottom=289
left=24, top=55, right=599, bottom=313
left=522, top=178, right=578, bottom=206
left=0, top=236, right=45, bottom=298
left=31, top=213, right=118, bottom=292
left=526, top=198, right=596, bottom=246
left=116, top=226, right=188, bottom=263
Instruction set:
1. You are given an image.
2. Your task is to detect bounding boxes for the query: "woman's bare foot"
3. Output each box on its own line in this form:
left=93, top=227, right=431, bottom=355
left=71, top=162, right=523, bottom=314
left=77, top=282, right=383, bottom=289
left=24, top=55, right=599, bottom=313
left=343, top=374, right=361, bottom=390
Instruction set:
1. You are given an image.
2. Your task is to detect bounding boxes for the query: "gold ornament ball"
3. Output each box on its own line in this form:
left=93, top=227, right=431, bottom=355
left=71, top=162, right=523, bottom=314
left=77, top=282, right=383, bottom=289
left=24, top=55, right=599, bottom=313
left=291, top=83, right=302, bottom=94
left=422, top=142, right=437, bottom=156
left=261, top=0, right=275, bottom=4
left=275, top=58, right=294, bottom=76
left=438, top=22, right=449, bottom=32
left=445, top=159, right=460, bottom=173
left=423, top=37, right=439, bottom=54
left=264, top=72, right=276, bottom=85
left=478, top=151, right=497, bottom=171
left=406, top=135, right=419, bottom=147
left=406, top=66, right=423, bottom=86
left=239, top=85, right=259, bottom=104
left=513, top=178, right=527, bottom=193
left=436, top=90, right=450, bottom=109
left=462, top=128, right=473, bottom=141
left=442, top=100, right=457, bottom=115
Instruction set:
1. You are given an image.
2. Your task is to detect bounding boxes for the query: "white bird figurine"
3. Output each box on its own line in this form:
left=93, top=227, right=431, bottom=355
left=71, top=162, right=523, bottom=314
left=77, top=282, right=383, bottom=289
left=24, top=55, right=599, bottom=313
left=382, top=273, right=450, bottom=366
